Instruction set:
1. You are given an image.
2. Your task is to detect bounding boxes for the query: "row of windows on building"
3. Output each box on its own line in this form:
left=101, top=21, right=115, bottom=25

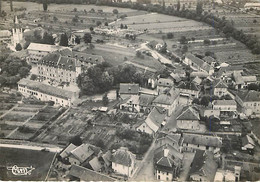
left=38, top=71, right=73, bottom=77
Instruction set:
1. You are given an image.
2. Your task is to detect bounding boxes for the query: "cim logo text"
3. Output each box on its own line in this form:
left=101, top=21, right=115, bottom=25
left=7, top=165, right=35, bottom=176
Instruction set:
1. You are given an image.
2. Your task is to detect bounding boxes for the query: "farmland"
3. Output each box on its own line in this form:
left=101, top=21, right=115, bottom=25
left=0, top=147, right=56, bottom=181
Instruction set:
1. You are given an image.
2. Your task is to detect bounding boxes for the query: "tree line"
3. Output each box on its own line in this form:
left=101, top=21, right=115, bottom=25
left=77, top=62, right=149, bottom=95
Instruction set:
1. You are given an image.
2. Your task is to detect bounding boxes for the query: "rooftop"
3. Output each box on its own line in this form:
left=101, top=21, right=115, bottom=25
left=111, top=147, right=135, bottom=167
left=183, top=133, right=222, bottom=148
left=153, top=89, right=179, bottom=105
left=146, top=106, right=167, bottom=128
left=177, top=81, right=200, bottom=91
left=176, top=106, right=200, bottom=121
left=27, top=43, right=67, bottom=52
left=186, top=53, right=212, bottom=73
left=236, top=90, right=260, bottom=102
left=18, top=79, right=76, bottom=100
left=69, top=164, right=115, bottom=181
left=212, top=100, right=237, bottom=106
left=119, top=83, right=139, bottom=95
left=157, top=78, right=174, bottom=87
left=70, top=144, right=94, bottom=163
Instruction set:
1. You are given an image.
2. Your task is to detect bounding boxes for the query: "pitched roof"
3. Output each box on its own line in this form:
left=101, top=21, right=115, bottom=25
left=60, top=143, right=77, bottom=158
left=139, top=94, right=155, bottom=106
left=176, top=106, right=200, bottom=121
left=186, top=54, right=212, bottom=72
left=157, top=78, right=174, bottom=87
left=242, top=135, right=255, bottom=147
left=213, top=79, right=228, bottom=89
left=111, top=147, right=135, bottom=167
left=203, top=56, right=215, bottom=64
left=153, top=89, right=179, bottom=105
left=212, top=100, right=237, bottom=106
left=69, top=165, right=115, bottom=181
left=58, top=49, right=105, bottom=64
left=177, top=81, right=200, bottom=91
left=242, top=76, right=257, bottom=82
left=18, top=79, right=76, bottom=100
left=39, top=52, right=81, bottom=72
left=89, top=157, right=102, bottom=172
left=119, top=83, right=139, bottom=95
left=146, top=106, right=167, bottom=128
left=70, top=144, right=94, bottom=163
left=27, top=43, right=67, bottom=52
left=192, top=76, right=202, bottom=85
left=236, top=90, right=260, bottom=102
left=0, top=30, right=11, bottom=37
left=189, top=150, right=217, bottom=182
left=183, top=133, right=222, bottom=148
left=102, top=150, right=112, bottom=166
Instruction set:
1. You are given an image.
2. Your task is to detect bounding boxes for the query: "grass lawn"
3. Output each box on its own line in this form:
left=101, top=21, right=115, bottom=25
left=0, top=147, right=55, bottom=181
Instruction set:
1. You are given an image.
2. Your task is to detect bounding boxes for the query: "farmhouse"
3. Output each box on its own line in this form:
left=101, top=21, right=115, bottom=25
left=68, top=144, right=95, bottom=165
left=184, top=54, right=214, bottom=75
left=233, top=71, right=257, bottom=89
left=189, top=150, right=217, bottom=182
left=182, top=133, right=222, bottom=154
left=235, top=90, right=260, bottom=117
left=119, top=83, right=140, bottom=100
left=213, top=79, right=229, bottom=97
left=111, top=147, right=136, bottom=177
left=212, top=100, right=237, bottom=112
left=175, top=81, right=200, bottom=99
left=153, top=145, right=183, bottom=181
left=27, top=43, right=68, bottom=64
left=176, top=106, right=200, bottom=131
left=18, top=79, right=78, bottom=107
left=152, top=88, right=179, bottom=116
left=137, top=106, right=167, bottom=135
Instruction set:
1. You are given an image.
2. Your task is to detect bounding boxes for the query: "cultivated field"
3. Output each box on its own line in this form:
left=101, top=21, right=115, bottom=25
left=0, top=147, right=55, bottom=181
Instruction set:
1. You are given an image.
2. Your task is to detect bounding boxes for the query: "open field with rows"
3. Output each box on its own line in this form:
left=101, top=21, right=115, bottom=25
left=0, top=147, right=55, bottom=181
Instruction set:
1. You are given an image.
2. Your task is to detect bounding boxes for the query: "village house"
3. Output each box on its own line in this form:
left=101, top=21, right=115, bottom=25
left=111, top=147, right=136, bottom=177
left=18, top=79, right=78, bottom=107
left=214, top=166, right=241, bottom=182
left=69, top=164, right=116, bottom=181
left=155, top=132, right=183, bottom=152
left=153, top=145, right=183, bottom=181
left=60, top=143, right=78, bottom=159
left=189, top=150, right=217, bottom=182
left=175, top=81, right=200, bottom=99
left=182, top=133, right=222, bottom=154
left=0, top=30, right=11, bottom=43
left=157, top=78, right=174, bottom=94
left=68, top=144, right=95, bottom=165
left=137, top=106, right=167, bottom=135
left=213, top=79, right=229, bottom=98
left=235, top=90, right=260, bottom=117
left=176, top=106, right=201, bottom=131
left=27, top=43, right=68, bottom=64
left=233, top=71, right=258, bottom=89
left=152, top=88, right=180, bottom=116
left=119, top=83, right=140, bottom=100
left=212, top=100, right=237, bottom=112
left=119, top=95, right=140, bottom=113
left=139, top=94, right=156, bottom=113
left=184, top=53, right=214, bottom=75
left=203, top=56, right=216, bottom=67
left=241, top=135, right=255, bottom=152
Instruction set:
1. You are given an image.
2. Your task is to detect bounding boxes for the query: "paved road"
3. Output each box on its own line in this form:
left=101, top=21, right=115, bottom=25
left=131, top=140, right=156, bottom=180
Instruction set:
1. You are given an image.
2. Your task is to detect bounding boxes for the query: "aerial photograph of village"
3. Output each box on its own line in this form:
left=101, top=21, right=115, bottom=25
left=0, top=0, right=260, bottom=181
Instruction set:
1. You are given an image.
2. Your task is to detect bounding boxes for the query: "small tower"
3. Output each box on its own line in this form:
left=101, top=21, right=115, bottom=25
left=12, top=16, right=24, bottom=48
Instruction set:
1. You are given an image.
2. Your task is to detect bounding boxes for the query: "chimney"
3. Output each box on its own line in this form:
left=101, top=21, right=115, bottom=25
left=164, top=149, right=169, bottom=157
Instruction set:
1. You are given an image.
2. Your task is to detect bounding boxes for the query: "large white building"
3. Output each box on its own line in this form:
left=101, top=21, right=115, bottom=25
left=18, top=79, right=78, bottom=107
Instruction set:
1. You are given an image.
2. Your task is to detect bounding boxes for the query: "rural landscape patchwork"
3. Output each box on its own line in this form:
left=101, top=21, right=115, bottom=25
left=0, top=0, right=260, bottom=181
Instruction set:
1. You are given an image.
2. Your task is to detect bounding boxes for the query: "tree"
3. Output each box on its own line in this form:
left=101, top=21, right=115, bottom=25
left=182, top=4, right=185, bottom=11
left=181, top=45, right=188, bottom=54
left=248, top=83, right=259, bottom=91
left=72, top=15, right=79, bottom=23
left=196, top=1, right=203, bottom=15
left=102, top=93, right=109, bottom=106
left=18, top=67, right=29, bottom=77
left=204, top=39, right=211, bottom=45
left=69, top=135, right=82, bottom=146
left=53, top=16, right=58, bottom=22
left=104, top=22, right=108, bottom=26
left=201, top=96, right=210, bottom=107
left=177, top=0, right=180, bottom=11
left=113, top=9, right=119, bottom=15
left=179, top=36, right=188, bottom=44
left=30, top=74, right=37, bottom=80
left=75, top=36, right=80, bottom=44
left=192, top=98, right=200, bottom=105
left=15, top=43, right=22, bottom=51
left=253, top=19, right=257, bottom=24
left=59, top=33, right=68, bottom=46
left=167, top=32, right=174, bottom=39
left=10, top=0, right=13, bottom=12
left=96, top=21, right=101, bottom=26
left=89, top=27, right=94, bottom=32
left=42, top=32, right=55, bottom=45
left=43, top=0, right=48, bottom=11
left=83, top=33, right=92, bottom=43
left=120, top=23, right=124, bottom=29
